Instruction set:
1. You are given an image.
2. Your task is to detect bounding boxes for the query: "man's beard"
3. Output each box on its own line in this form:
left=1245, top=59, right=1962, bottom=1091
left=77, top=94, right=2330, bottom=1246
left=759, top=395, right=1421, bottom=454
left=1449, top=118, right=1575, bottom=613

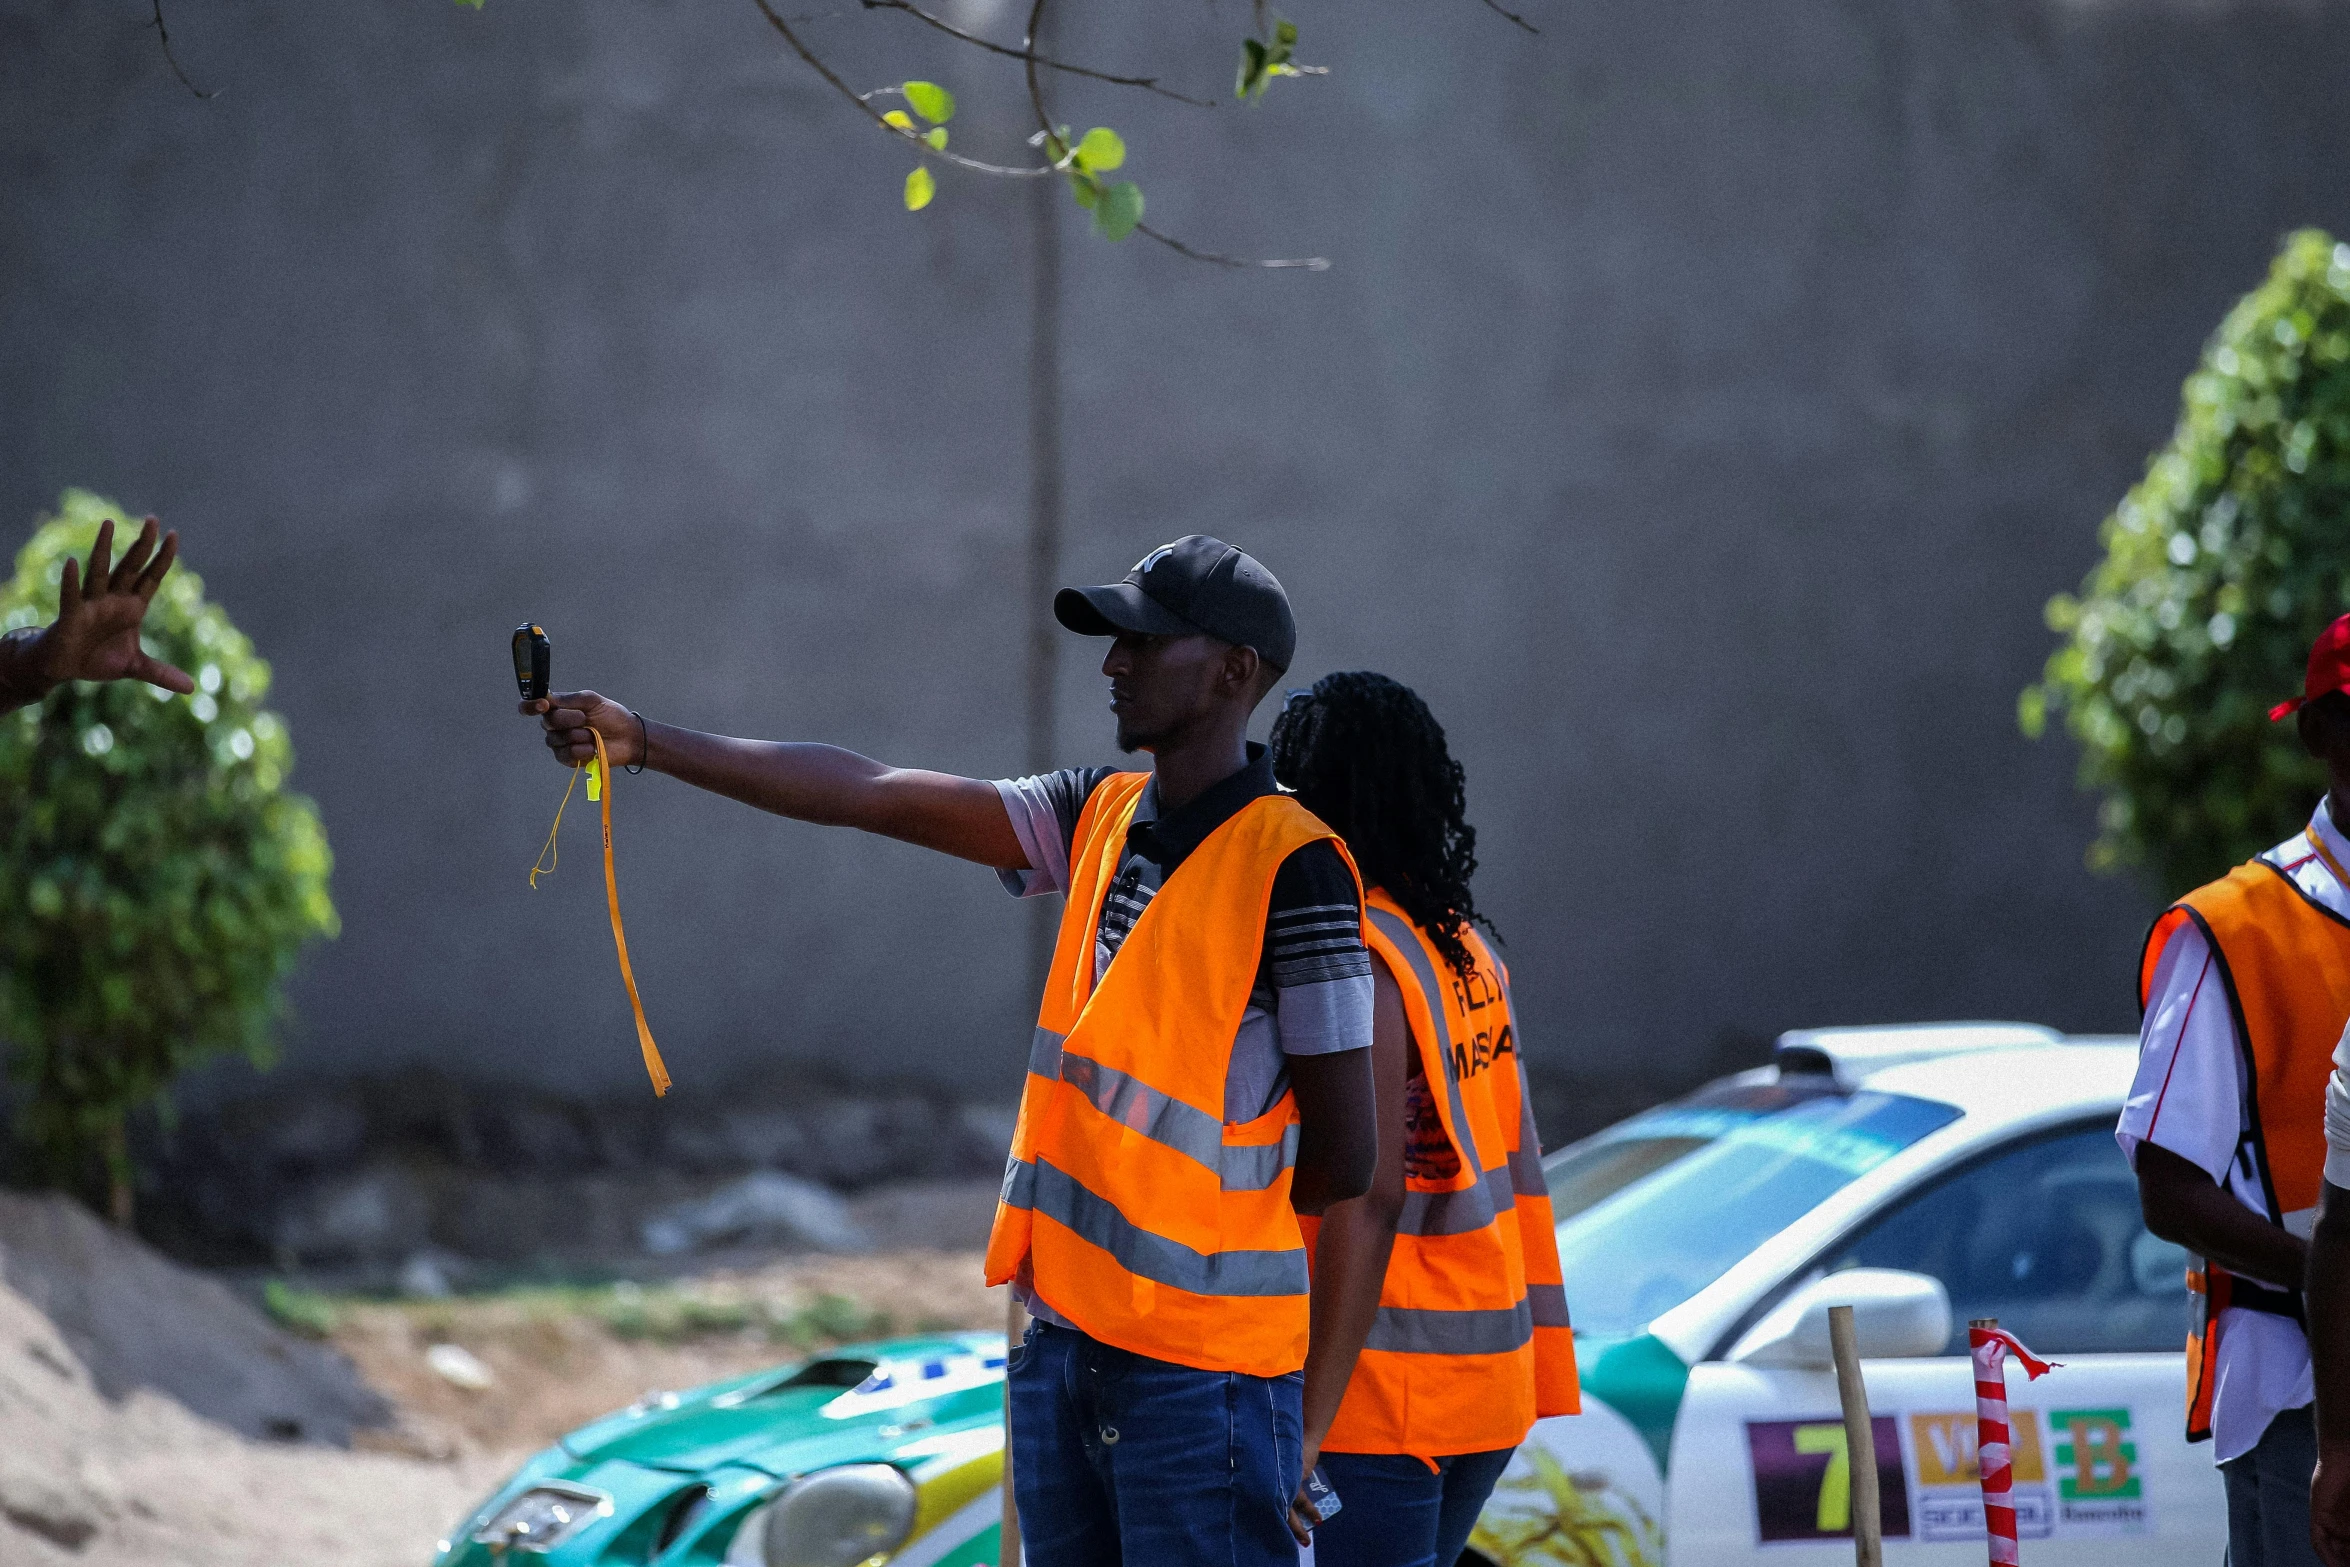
left=1115, top=718, right=1159, bottom=755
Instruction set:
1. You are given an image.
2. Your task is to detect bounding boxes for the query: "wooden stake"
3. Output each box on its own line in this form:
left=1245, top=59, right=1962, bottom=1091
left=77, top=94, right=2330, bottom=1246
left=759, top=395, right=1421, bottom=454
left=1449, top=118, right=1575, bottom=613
left=1001, top=1290, right=1026, bottom=1567
left=1828, top=1304, right=1884, bottom=1567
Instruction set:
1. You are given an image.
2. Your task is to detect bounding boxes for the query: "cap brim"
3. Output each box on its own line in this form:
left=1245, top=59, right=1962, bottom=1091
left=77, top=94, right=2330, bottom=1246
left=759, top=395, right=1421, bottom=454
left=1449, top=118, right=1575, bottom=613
left=1053, top=583, right=1200, bottom=639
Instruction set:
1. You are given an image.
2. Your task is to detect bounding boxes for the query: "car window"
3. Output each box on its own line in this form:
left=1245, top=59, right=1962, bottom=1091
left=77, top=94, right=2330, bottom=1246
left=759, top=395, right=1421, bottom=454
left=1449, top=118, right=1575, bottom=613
left=1821, top=1122, right=2188, bottom=1354
left=1548, top=1083, right=1963, bottom=1340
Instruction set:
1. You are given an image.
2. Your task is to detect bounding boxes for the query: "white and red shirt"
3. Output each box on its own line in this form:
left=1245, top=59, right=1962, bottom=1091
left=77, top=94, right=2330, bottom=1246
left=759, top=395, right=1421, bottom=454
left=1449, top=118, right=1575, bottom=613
left=2116, top=799, right=2349, bottom=1463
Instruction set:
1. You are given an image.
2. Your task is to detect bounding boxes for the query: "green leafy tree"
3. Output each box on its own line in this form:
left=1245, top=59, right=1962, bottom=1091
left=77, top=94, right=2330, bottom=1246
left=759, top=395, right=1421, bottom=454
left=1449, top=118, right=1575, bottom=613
left=2024, top=229, right=2350, bottom=897
left=0, top=490, right=337, bottom=1221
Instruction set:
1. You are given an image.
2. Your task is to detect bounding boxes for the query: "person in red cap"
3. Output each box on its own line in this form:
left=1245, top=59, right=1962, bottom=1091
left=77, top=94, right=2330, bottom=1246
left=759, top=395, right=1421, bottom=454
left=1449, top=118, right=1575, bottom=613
left=2300, top=619, right=2350, bottom=1564
left=2121, top=613, right=2350, bottom=1567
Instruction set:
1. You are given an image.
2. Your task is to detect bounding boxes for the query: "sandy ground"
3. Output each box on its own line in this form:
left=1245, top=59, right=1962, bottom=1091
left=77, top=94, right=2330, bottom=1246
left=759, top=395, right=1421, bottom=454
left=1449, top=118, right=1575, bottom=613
left=0, top=1248, right=1005, bottom=1566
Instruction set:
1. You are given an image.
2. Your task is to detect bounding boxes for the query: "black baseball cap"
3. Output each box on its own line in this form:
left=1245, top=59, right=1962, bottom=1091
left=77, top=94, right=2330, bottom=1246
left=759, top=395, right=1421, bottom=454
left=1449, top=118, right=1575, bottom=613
left=1054, top=535, right=1297, bottom=672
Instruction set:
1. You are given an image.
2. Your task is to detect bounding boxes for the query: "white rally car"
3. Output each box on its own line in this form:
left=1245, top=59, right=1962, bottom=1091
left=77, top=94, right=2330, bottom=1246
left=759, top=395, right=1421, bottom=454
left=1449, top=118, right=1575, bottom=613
left=1465, top=1023, right=2221, bottom=1567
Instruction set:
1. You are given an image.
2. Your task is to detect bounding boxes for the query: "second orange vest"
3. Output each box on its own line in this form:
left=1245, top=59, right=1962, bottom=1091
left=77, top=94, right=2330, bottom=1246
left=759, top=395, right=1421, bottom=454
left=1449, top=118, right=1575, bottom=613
left=2139, top=849, right=2350, bottom=1442
left=983, top=772, right=1364, bottom=1377
left=1312, top=892, right=1580, bottom=1458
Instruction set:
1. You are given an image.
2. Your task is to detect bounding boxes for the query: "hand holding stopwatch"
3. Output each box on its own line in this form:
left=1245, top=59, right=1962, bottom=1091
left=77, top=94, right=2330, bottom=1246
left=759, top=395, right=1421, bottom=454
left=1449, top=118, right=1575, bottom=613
left=516, top=622, right=669, bottom=1096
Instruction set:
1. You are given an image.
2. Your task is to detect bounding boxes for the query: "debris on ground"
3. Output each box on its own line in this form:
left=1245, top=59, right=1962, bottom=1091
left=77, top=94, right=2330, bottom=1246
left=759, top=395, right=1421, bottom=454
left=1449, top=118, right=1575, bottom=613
left=425, top=1343, right=496, bottom=1391
left=0, top=1189, right=389, bottom=1444
left=643, top=1170, right=869, bottom=1255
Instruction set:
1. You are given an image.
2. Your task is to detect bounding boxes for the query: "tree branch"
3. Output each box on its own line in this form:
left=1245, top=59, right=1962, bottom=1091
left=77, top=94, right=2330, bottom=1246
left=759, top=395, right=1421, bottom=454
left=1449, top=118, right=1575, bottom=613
left=1134, top=222, right=1331, bottom=270
left=151, top=0, right=217, bottom=99
left=750, top=0, right=1054, bottom=177
left=862, top=0, right=1214, bottom=108
left=757, top=0, right=1327, bottom=268
left=1477, top=0, right=1541, bottom=35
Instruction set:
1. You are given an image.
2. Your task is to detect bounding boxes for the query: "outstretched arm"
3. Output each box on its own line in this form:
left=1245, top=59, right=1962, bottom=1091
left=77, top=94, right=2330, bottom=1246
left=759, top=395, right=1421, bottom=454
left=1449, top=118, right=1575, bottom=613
left=0, top=517, right=194, bottom=716
left=526, top=688, right=1028, bottom=868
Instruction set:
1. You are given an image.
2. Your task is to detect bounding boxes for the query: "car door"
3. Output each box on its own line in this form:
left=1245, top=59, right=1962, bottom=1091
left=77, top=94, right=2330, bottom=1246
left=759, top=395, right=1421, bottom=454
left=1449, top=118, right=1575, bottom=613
left=1666, top=1121, right=2224, bottom=1565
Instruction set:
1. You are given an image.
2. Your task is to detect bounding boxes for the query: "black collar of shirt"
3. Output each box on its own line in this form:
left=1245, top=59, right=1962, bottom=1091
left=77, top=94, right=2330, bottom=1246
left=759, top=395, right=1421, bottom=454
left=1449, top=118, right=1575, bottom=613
left=1126, top=744, right=1277, bottom=876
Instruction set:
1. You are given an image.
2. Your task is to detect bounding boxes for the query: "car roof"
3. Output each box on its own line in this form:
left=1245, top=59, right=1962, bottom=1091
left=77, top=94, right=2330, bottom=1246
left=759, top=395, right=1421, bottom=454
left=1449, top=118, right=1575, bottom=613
left=1640, top=1022, right=2138, bottom=1364
left=1752, top=1020, right=2136, bottom=1127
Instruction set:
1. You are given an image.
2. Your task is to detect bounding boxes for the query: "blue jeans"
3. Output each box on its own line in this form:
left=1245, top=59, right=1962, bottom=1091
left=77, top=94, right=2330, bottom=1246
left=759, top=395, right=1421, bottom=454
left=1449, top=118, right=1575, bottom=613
left=1308, top=1447, right=1518, bottom=1567
left=1007, top=1322, right=1305, bottom=1567
left=2221, top=1404, right=2320, bottom=1567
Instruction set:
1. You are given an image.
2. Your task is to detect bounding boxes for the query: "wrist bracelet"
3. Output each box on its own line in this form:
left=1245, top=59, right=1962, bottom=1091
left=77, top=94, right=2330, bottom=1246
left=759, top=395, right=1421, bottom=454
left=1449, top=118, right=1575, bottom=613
left=626, top=709, right=648, bottom=774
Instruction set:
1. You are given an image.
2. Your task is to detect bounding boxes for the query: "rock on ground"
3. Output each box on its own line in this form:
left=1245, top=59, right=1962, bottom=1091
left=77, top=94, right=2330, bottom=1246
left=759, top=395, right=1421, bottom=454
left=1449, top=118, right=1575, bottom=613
left=0, top=1189, right=389, bottom=1444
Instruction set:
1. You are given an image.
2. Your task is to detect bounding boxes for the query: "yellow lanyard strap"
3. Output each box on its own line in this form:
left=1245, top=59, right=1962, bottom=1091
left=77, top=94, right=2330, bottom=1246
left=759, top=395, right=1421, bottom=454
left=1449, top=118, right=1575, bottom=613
left=2308, top=827, right=2350, bottom=893
left=529, top=732, right=671, bottom=1096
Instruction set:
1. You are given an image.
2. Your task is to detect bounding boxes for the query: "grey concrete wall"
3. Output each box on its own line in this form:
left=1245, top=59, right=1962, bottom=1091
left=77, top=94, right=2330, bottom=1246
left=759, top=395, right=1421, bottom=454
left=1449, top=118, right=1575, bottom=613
left=5, top=0, right=2348, bottom=1101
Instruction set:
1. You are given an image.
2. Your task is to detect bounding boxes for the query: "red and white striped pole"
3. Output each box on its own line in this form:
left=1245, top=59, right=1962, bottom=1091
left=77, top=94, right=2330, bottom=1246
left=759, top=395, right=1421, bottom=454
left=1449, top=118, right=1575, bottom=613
left=1969, top=1316, right=2056, bottom=1566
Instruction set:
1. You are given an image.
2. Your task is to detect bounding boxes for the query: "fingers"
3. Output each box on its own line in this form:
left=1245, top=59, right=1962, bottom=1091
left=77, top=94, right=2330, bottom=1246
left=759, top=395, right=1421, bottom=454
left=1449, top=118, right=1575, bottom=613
left=133, top=527, right=179, bottom=603
left=544, top=731, right=598, bottom=764
left=56, top=556, right=82, bottom=618
left=110, top=518, right=158, bottom=593
left=83, top=518, right=114, bottom=598
left=130, top=652, right=196, bottom=695
left=524, top=691, right=606, bottom=765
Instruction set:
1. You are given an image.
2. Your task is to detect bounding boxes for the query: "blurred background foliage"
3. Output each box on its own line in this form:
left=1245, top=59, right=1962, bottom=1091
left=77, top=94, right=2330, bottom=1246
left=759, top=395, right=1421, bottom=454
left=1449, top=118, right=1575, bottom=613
left=0, top=489, right=337, bottom=1220
left=2025, top=229, right=2350, bottom=897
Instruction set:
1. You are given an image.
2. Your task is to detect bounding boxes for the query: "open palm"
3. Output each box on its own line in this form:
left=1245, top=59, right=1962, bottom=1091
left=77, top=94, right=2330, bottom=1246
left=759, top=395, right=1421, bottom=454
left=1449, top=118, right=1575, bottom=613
left=41, top=516, right=193, bottom=693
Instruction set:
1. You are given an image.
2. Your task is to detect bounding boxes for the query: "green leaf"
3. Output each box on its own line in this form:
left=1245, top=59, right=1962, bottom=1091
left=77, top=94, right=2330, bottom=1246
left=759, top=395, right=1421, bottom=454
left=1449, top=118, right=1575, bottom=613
left=1094, top=180, right=1143, bottom=242
left=1068, top=172, right=1099, bottom=209
left=452, top=0, right=485, bottom=8
left=925, top=126, right=948, bottom=151
left=1077, top=127, right=1125, bottom=172
left=881, top=109, right=916, bottom=132
left=1237, top=38, right=1267, bottom=100
left=1274, top=18, right=1299, bottom=47
left=904, top=165, right=936, bottom=211
left=902, top=80, right=956, bottom=124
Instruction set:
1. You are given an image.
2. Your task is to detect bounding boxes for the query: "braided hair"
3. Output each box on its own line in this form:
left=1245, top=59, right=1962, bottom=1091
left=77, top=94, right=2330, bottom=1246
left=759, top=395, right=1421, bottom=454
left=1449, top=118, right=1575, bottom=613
left=1268, top=670, right=1495, bottom=976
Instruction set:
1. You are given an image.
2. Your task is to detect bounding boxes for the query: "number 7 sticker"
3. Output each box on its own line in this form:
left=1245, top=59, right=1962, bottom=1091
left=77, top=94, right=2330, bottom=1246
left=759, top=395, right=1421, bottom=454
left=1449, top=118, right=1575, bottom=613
left=1747, top=1418, right=1912, bottom=1543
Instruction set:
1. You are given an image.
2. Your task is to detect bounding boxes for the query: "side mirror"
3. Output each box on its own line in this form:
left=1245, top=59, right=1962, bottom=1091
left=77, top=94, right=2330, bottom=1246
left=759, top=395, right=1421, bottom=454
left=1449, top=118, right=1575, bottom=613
left=1728, top=1268, right=1952, bottom=1367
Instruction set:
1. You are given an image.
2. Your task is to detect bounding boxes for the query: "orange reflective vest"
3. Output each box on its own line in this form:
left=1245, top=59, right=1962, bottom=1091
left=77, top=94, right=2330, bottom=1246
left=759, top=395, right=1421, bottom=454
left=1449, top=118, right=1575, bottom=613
left=1312, top=892, right=1579, bottom=1458
left=2139, top=850, right=2350, bottom=1442
left=984, top=771, right=1364, bottom=1377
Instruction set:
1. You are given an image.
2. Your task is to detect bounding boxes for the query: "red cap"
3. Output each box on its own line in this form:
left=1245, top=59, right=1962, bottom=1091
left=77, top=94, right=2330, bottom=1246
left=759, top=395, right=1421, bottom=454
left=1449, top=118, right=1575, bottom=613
left=2270, top=613, right=2350, bottom=720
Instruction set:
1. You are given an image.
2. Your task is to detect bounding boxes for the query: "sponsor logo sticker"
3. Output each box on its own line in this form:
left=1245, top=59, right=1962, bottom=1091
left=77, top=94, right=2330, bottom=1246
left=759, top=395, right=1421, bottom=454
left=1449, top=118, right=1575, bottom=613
left=1906, top=1410, right=2054, bottom=1542
left=1890, top=1407, right=2150, bottom=1541
left=2049, top=1407, right=2149, bottom=1534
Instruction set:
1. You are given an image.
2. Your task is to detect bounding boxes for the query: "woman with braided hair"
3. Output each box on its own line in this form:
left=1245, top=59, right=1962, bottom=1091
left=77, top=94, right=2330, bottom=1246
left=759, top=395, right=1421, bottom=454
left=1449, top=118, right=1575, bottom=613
left=1270, top=672, right=1579, bottom=1567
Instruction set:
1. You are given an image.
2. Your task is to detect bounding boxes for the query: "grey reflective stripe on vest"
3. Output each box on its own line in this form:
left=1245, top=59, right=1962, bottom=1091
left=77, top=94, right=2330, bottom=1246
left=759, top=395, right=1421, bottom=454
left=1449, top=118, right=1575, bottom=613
left=1528, top=1282, right=1571, bottom=1329
left=1030, top=1026, right=1066, bottom=1081
left=1002, top=1152, right=1038, bottom=1209
left=1027, top=1030, right=1299, bottom=1193
left=1394, top=1162, right=1514, bottom=1237
left=996, top=1157, right=1309, bottom=1298
left=1364, top=1298, right=1534, bottom=1356
left=1365, top=908, right=1485, bottom=1174
left=1508, top=1057, right=1549, bottom=1198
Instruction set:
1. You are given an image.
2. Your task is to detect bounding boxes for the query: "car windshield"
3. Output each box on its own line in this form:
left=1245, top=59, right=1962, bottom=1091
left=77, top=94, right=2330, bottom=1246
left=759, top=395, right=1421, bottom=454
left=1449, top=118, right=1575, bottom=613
left=1547, top=1081, right=1963, bottom=1339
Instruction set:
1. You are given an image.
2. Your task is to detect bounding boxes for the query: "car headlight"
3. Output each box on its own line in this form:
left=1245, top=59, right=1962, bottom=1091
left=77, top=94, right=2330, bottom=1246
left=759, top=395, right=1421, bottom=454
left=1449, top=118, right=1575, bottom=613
left=468, top=1482, right=613, bottom=1553
left=751, top=1465, right=920, bottom=1567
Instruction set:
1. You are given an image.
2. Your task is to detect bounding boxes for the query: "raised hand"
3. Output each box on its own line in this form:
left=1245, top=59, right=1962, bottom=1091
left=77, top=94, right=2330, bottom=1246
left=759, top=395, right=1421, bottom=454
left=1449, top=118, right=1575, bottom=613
left=525, top=689, right=644, bottom=769
left=43, top=516, right=195, bottom=693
